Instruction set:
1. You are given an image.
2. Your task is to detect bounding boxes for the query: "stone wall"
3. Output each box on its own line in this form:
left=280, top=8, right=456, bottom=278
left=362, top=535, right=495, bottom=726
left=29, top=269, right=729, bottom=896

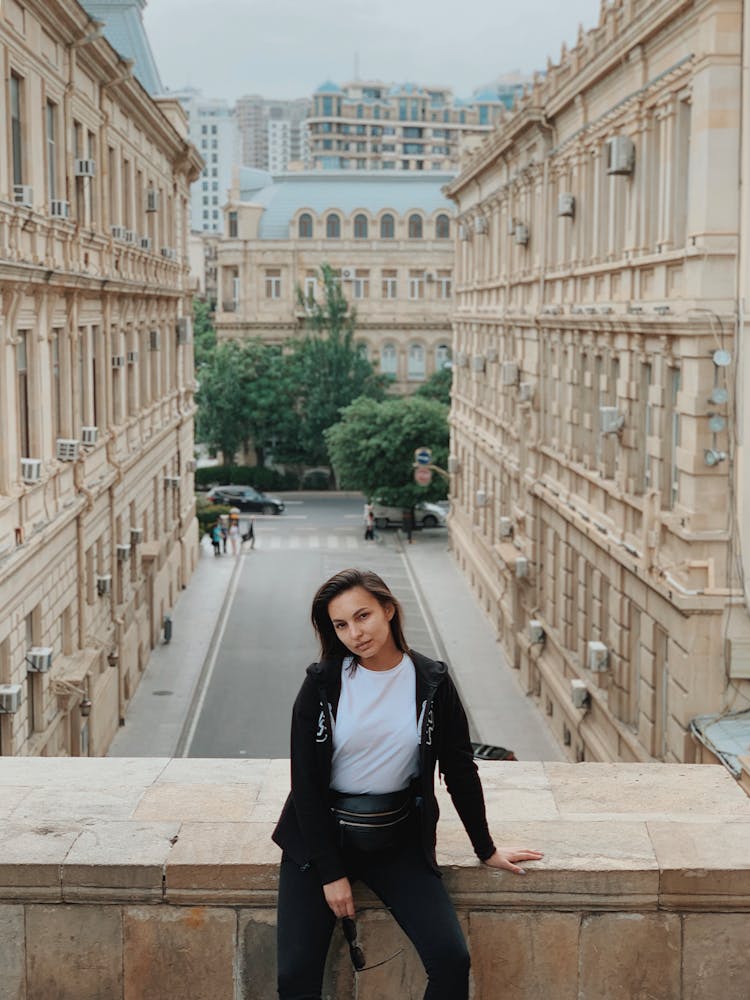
left=1, top=757, right=749, bottom=998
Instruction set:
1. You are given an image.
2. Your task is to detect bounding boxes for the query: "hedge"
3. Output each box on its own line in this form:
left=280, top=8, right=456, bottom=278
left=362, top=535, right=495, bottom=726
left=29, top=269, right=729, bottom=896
left=195, top=465, right=302, bottom=491
left=196, top=503, right=231, bottom=535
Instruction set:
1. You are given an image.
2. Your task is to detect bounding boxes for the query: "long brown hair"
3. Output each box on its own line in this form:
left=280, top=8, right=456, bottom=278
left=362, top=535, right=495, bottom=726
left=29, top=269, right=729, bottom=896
left=311, top=568, right=408, bottom=660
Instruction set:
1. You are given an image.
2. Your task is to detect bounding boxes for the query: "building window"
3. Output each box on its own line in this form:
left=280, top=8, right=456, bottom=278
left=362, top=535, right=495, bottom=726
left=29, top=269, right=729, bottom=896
left=299, top=213, right=313, bottom=238
left=408, top=343, right=426, bottom=381
left=228, top=211, right=238, bottom=237
left=435, top=344, right=451, bottom=370
left=51, top=330, right=61, bottom=440
left=17, top=332, right=30, bottom=457
left=408, top=270, right=424, bottom=299
left=303, top=272, right=317, bottom=305
left=380, top=214, right=395, bottom=239
left=437, top=270, right=452, bottom=298
left=436, top=214, right=450, bottom=239
left=10, top=73, right=24, bottom=186
left=408, top=214, right=423, bottom=239
left=352, top=269, right=369, bottom=299
left=265, top=269, right=281, bottom=299
left=381, top=342, right=398, bottom=376
left=382, top=269, right=397, bottom=298
left=353, top=214, right=368, bottom=239
left=326, top=214, right=341, bottom=238
left=46, top=100, right=58, bottom=199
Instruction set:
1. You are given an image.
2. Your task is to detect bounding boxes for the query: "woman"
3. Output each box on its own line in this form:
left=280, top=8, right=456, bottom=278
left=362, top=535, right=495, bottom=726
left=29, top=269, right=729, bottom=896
left=272, top=568, right=542, bottom=999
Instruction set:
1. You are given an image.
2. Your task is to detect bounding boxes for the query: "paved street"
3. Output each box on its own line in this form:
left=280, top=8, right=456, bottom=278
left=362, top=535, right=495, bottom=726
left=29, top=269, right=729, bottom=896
left=108, top=495, right=562, bottom=761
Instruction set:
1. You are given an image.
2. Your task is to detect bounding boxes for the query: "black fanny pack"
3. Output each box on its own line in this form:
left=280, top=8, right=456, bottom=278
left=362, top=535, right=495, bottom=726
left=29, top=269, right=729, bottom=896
left=331, top=789, right=412, bottom=853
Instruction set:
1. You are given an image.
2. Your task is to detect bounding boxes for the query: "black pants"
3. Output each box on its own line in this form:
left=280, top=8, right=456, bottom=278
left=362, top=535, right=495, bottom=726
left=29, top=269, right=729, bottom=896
left=276, top=831, right=470, bottom=1000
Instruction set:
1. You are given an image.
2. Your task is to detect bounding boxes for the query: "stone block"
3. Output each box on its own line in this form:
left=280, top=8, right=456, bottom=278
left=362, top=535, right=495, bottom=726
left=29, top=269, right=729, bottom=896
left=238, top=908, right=278, bottom=1000
left=10, top=784, right=148, bottom=824
left=0, top=823, right=80, bottom=901
left=579, top=912, right=681, bottom=1000
left=0, top=787, right=32, bottom=820
left=648, top=821, right=750, bottom=905
left=166, top=821, right=278, bottom=902
left=26, top=904, right=122, bottom=1000
left=0, top=905, right=25, bottom=1000
left=134, top=782, right=260, bottom=822
left=123, top=905, right=236, bottom=1000
left=353, top=906, right=427, bottom=1000
left=682, top=913, right=750, bottom=1000
left=469, top=910, right=579, bottom=1000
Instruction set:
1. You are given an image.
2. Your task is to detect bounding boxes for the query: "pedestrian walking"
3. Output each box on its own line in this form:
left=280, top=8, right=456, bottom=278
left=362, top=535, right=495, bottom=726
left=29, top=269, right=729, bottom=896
left=210, top=522, right=222, bottom=557
left=242, top=516, right=255, bottom=549
left=220, top=516, right=228, bottom=554
left=272, top=568, right=542, bottom=999
left=364, top=503, right=375, bottom=542
left=402, top=507, right=414, bottom=544
left=228, top=520, right=240, bottom=555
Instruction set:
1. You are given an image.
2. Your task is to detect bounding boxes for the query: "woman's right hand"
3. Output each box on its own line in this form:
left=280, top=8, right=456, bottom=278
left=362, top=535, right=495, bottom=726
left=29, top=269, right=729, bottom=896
left=323, top=876, right=355, bottom=918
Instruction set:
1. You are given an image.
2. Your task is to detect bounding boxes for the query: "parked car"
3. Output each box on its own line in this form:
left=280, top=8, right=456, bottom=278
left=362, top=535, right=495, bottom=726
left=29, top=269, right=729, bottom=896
left=206, top=485, right=285, bottom=515
left=371, top=501, right=447, bottom=529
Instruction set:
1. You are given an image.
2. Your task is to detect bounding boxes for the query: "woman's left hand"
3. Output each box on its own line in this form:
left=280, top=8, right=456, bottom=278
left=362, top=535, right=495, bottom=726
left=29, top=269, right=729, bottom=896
left=483, top=847, right=544, bottom=875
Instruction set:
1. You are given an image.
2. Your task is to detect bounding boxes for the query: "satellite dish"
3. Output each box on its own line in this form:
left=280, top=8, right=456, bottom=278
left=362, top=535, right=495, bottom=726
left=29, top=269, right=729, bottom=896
left=712, top=349, right=732, bottom=367
left=710, top=386, right=729, bottom=405
left=708, top=414, right=726, bottom=433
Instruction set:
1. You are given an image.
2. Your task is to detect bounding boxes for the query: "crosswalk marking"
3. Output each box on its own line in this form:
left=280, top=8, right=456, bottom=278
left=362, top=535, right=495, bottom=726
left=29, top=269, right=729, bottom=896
left=251, top=534, right=386, bottom=552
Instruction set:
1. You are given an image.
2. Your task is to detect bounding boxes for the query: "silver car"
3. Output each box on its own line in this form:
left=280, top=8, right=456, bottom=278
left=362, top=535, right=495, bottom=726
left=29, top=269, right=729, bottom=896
left=372, top=501, right=447, bottom=529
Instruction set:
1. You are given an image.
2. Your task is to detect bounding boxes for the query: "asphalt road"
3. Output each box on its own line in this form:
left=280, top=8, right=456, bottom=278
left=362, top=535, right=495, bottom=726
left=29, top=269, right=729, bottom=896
left=183, top=496, right=443, bottom=757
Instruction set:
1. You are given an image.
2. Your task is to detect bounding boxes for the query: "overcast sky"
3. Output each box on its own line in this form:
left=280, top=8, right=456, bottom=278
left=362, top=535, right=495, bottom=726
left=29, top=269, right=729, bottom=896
left=143, top=0, right=602, bottom=102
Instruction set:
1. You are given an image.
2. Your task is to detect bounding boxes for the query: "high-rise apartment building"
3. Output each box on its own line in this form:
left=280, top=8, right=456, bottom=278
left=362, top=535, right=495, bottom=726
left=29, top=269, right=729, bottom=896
left=236, top=95, right=310, bottom=172
left=306, top=79, right=524, bottom=172
left=168, top=88, right=236, bottom=234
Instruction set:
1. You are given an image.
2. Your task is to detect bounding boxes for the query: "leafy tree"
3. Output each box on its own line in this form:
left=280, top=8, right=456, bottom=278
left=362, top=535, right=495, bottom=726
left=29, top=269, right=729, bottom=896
left=193, top=297, right=217, bottom=371
left=415, top=365, right=452, bottom=407
left=325, top=395, right=449, bottom=507
left=282, top=264, right=387, bottom=467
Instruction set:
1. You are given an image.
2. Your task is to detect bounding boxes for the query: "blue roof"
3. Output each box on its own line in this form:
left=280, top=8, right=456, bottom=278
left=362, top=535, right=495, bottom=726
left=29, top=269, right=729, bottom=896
left=691, top=711, right=750, bottom=777
left=79, top=0, right=163, bottom=95
left=315, top=80, right=342, bottom=93
left=474, top=88, right=504, bottom=102
left=237, top=169, right=456, bottom=239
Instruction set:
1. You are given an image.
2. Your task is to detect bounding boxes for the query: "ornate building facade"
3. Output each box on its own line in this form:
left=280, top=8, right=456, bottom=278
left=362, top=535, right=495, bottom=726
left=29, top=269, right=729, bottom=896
left=214, top=169, right=455, bottom=393
left=0, top=0, right=201, bottom=755
left=446, top=0, right=748, bottom=765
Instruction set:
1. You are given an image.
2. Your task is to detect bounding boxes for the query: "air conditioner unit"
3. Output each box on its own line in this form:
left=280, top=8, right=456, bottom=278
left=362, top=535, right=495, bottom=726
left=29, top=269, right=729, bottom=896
left=56, top=438, right=80, bottom=462
left=528, top=620, right=545, bottom=644
left=472, top=355, right=485, bottom=373
left=571, top=678, right=589, bottom=709
left=50, top=199, right=70, bottom=219
left=146, top=189, right=159, bottom=213
left=486, top=346, right=498, bottom=363
left=519, top=382, right=534, bottom=403
left=116, top=543, right=131, bottom=562
left=127, top=350, right=139, bottom=364
left=130, top=527, right=143, bottom=545
left=558, top=193, right=575, bottom=218
left=149, top=330, right=161, bottom=351
left=0, top=684, right=23, bottom=713
left=606, top=135, right=635, bottom=176
left=514, top=224, right=529, bottom=246
left=501, top=361, right=519, bottom=386
left=21, top=458, right=42, bottom=484
left=164, top=475, right=181, bottom=489
left=588, top=640, right=609, bottom=672
left=515, top=556, right=529, bottom=579
left=161, top=247, right=177, bottom=261
left=96, top=573, right=112, bottom=596
left=111, top=225, right=126, bottom=240
left=26, top=646, right=53, bottom=673
left=458, top=223, right=469, bottom=241
left=447, top=455, right=459, bottom=474
left=112, top=355, right=125, bottom=369
left=600, top=406, right=624, bottom=434
left=13, top=184, right=33, bottom=207
left=341, top=267, right=356, bottom=280
left=176, top=317, right=192, bottom=344
left=475, top=490, right=488, bottom=507
left=75, top=158, right=96, bottom=177
left=123, top=230, right=136, bottom=244
left=498, top=516, right=513, bottom=538
left=139, top=236, right=152, bottom=251
left=474, top=215, right=487, bottom=235
left=81, top=426, right=98, bottom=447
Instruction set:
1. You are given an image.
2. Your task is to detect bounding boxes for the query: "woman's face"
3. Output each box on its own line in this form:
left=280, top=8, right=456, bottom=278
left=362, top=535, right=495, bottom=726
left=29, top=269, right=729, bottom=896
left=328, top=585, right=399, bottom=669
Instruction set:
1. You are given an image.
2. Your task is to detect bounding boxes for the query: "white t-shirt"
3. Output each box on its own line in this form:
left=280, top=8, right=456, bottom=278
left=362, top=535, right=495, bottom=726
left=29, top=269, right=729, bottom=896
left=330, top=653, right=420, bottom=794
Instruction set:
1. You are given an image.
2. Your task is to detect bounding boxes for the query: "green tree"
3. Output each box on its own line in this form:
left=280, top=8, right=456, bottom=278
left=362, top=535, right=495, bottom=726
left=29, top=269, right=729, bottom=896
left=193, top=297, right=217, bottom=371
left=415, top=365, right=452, bottom=407
left=281, top=263, right=387, bottom=467
left=325, top=395, right=450, bottom=507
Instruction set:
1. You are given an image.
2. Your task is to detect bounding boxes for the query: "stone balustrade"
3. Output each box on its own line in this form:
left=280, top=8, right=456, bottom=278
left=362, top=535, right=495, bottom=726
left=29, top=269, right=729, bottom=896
left=1, top=758, right=749, bottom=999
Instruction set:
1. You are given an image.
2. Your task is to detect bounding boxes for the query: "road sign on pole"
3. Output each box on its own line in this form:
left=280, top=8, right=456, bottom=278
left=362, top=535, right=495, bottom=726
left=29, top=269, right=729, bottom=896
left=414, top=447, right=432, bottom=466
left=414, top=467, right=433, bottom=486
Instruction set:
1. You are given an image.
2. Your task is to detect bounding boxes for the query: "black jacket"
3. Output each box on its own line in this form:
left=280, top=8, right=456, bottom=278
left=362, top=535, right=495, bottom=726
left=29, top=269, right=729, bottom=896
left=271, top=650, right=496, bottom=884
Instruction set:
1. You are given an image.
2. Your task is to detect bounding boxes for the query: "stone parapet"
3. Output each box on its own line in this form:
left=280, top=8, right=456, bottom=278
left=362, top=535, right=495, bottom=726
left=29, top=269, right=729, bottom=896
left=1, top=758, right=749, bottom=998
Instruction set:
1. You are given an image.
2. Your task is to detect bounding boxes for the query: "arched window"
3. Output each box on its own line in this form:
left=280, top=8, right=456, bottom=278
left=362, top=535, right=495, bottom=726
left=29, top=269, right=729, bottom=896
left=435, top=214, right=450, bottom=239
left=380, top=213, right=395, bottom=239
left=435, top=344, right=452, bottom=370
left=353, top=214, right=368, bottom=239
left=298, top=213, right=313, bottom=238
left=326, top=213, right=341, bottom=238
left=408, top=214, right=423, bottom=239
left=408, top=343, right=426, bottom=381
left=381, top=342, right=398, bottom=377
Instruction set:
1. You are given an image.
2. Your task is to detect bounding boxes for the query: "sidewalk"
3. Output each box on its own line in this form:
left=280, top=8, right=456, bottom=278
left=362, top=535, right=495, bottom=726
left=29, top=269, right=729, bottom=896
left=400, top=530, right=564, bottom=761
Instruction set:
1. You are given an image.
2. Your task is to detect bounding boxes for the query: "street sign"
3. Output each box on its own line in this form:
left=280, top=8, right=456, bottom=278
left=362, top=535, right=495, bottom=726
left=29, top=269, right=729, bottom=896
left=414, top=447, right=432, bottom=466
left=414, top=467, right=432, bottom=486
